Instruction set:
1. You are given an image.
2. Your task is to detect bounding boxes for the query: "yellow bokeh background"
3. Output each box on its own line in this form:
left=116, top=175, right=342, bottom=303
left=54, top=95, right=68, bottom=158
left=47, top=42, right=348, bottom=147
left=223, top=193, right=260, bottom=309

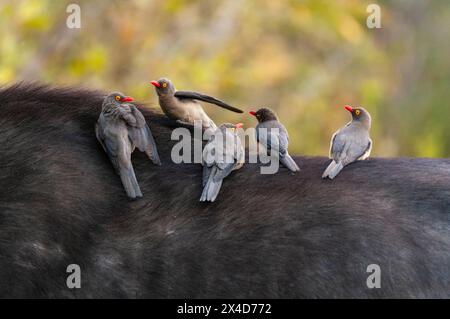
left=1, top=0, right=449, bottom=157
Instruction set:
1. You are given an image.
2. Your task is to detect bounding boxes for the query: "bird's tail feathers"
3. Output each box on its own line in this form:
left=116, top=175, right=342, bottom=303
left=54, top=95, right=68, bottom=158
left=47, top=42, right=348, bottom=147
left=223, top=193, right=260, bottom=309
left=144, top=126, right=161, bottom=165
left=200, top=168, right=223, bottom=202
left=322, top=160, right=344, bottom=179
left=322, top=160, right=336, bottom=178
left=120, top=166, right=143, bottom=199
left=213, top=163, right=235, bottom=182
left=280, top=154, right=300, bottom=172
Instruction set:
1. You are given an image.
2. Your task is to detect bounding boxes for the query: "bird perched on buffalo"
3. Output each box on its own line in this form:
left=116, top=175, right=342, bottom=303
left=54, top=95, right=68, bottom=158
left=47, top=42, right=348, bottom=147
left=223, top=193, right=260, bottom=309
left=322, top=105, right=372, bottom=179
left=200, top=123, right=245, bottom=202
left=249, top=108, right=300, bottom=173
left=95, top=92, right=161, bottom=199
left=150, top=78, right=243, bottom=130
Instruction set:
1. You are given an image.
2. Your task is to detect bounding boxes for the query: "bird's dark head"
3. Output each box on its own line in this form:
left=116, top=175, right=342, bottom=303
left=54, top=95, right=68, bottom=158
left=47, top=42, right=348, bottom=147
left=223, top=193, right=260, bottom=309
left=345, top=105, right=371, bottom=129
left=249, top=107, right=278, bottom=123
left=150, top=78, right=175, bottom=96
left=104, top=92, right=134, bottom=106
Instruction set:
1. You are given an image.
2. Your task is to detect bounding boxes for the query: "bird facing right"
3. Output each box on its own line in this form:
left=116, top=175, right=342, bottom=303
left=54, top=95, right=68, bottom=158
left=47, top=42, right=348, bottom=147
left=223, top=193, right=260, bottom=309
left=95, top=92, right=161, bottom=199
left=322, top=105, right=372, bottom=179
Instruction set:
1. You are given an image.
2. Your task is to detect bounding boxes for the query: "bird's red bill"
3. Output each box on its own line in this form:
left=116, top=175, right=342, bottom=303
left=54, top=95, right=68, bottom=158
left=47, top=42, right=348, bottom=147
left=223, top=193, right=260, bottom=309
left=122, top=96, right=134, bottom=102
left=344, top=105, right=353, bottom=112
left=249, top=111, right=256, bottom=116
left=150, top=81, right=161, bottom=88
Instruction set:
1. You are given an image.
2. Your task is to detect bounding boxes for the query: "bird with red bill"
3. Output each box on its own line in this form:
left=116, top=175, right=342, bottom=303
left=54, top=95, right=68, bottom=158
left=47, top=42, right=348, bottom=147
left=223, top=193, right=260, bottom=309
left=200, top=122, right=245, bottom=202
left=249, top=107, right=300, bottom=173
left=322, top=105, right=372, bottom=179
left=95, top=92, right=161, bottom=199
left=150, top=77, right=243, bottom=130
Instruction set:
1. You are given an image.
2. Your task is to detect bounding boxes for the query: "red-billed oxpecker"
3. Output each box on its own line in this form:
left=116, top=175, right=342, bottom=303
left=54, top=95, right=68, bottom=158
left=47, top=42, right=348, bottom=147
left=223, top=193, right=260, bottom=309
left=200, top=123, right=245, bottom=202
left=95, top=92, right=161, bottom=199
left=249, top=108, right=300, bottom=173
left=150, top=78, right=243, bottom=130
left=322, top=105, right=372, bottom=179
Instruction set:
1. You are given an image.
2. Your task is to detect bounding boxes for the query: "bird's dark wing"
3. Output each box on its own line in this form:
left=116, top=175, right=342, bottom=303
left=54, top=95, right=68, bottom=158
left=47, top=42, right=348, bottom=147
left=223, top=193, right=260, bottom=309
left=330, top=131, right=347, bottom=162
left=174, top=91, right=243, bottom=113
left=128, top=124, right=161, bottom=165
left=256, top=125, right=271, bottom=151
left=95, top=122, right=107, bottom=153
left=129, top=105, right=146, bottom=128
left=257, top=126, right=283, bottom=153
left=104, top=137, right=120, bottom=174
left=356, top=138, right=372, bottom=161
left=213, top=163, right=235, bottom=182
left=255, top=124, right=261, bottom=144
left=96, top=121, right=120, bottom=173
left=113, top=106, right=137, bottom=126
left=278, top=129, right=289, bottom=157
left=127, top=124, right=151, bottom=151
left=125, top=106, right=161, bottom=164
left=256, top=121, right=286, bottom=153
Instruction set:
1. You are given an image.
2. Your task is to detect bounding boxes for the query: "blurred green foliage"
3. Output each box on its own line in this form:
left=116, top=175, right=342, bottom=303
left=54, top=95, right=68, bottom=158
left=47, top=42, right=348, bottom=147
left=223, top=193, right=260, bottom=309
left=1, top=0, right=449, bottom=157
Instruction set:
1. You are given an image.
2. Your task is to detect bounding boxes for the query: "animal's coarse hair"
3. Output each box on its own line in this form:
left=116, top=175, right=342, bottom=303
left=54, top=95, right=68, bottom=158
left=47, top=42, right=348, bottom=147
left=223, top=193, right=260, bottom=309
left=0, top=83, right=449, bottom=298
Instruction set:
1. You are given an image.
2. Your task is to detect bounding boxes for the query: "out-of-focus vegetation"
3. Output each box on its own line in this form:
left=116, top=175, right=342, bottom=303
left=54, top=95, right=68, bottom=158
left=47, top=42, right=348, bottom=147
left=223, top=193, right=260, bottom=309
left=1, top=0, right=449, bottom=157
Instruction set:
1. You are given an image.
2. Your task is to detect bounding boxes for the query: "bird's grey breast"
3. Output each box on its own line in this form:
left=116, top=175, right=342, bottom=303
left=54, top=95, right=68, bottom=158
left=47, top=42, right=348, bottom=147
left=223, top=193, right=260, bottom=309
left=256, top=120, right=288, bottom=147
left=158, top=94, right=187, bottom=119
left=333, top=123, right=370, bottom=159
left=257, top=120, right=287, bottom=134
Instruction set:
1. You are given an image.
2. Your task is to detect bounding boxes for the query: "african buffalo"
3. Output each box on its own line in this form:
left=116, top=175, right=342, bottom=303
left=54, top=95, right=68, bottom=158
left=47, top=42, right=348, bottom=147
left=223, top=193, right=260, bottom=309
left=0, top=83, right=449, bottom=298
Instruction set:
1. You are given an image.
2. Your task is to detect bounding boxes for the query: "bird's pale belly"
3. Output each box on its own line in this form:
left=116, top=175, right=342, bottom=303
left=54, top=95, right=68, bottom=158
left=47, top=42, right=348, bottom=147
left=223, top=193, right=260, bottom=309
left=160, top=106, right=182, bottom=121
left=158, top=96, right=216, bottom=129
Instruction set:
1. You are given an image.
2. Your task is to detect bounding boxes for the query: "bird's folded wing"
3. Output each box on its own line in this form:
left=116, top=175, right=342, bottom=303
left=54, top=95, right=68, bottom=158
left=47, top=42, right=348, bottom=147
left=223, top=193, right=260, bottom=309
left=95, top=123, right=107, bottom=153
left=116, top=106, right=137, bottom=127
left=257, top=127, right=281, bottom=152
left=214, top=133, right=243, bottom=181
left=331, top=132, right=347, bottom=162
left=104, top=137, right=121, bottom=172
left=130, top=105, right=147, bottom=127
left=202, top=142, right=217, bottom=166
left=356, top=138, right=372, bottom=161
left=256, top=126, right=268, bottom=149
left=96, top=122, right=120, bottom=172
left=174, top=91, right=243, bottom=113
left=278, top=130, right=289, bottom=156
left=213, top=163, right=235, bottom=182
left=128, top=124, right=160, bottom=160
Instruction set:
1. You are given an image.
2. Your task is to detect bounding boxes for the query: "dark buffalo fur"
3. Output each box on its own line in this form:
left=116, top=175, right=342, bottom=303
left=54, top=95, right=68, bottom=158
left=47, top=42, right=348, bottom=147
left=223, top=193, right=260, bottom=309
left=0, top=83, right=449, bottom=298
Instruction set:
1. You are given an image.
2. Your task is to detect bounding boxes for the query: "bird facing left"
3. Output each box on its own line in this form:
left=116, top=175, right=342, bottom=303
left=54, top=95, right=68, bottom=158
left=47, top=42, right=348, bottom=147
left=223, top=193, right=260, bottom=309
left=200, top=123, right=245, bottom=202
left=95, top=92, right=161, bottom=199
